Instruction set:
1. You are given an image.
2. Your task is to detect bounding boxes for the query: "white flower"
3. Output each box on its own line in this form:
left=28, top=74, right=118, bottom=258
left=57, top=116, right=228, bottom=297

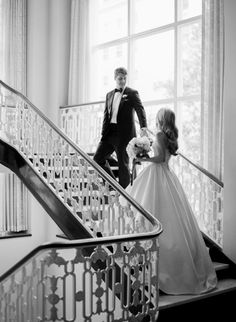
left=122, top=94, right=128, bottom=99
left=126, top=136, right=152, bottom=161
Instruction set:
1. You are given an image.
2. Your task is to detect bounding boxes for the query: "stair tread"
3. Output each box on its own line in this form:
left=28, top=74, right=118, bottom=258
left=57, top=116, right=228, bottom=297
left=159, top=278, right=236, bottom=310
left=213, top=261, right=230, bottom=271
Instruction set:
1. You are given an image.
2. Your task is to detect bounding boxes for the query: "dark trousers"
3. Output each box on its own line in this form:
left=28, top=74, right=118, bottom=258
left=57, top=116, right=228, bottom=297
left=93, top=124, right=130, bottom=188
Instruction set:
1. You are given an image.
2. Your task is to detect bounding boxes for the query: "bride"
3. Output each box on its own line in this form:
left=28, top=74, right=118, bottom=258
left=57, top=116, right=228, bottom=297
left=125, top=108, right=217, bottom=295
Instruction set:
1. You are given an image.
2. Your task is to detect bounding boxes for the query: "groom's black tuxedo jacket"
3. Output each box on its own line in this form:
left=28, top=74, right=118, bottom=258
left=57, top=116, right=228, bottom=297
left=101, top=86, right=147, bottom=145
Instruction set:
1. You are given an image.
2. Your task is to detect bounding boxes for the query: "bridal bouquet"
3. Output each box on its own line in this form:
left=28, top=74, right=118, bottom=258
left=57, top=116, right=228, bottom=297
left=127, top=136, right=152, bottom=185
left=126, top=136, right=152, bottom=162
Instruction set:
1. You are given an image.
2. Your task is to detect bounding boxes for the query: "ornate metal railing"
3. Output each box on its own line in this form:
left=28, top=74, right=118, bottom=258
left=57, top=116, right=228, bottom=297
left=0, top=80, right=161, bottom=238
left=170, top=153, right=223, bottom=246
left=60, top=101, right=105, bottom=154
left=60, top=101, right=224, bottom=247
left=0, top=80, right=162, bottom=321
left=0, top=236, right=159, bottom=322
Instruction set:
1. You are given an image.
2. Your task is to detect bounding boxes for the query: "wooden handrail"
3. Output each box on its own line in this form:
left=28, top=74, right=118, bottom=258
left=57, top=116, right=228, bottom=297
left=0, top=230, right=161, bottom=283
left=142, top=126, right=223, bottom=188
left=177, top=152, right=223, bottom=188
left=60, top=100, right=105, bottom=109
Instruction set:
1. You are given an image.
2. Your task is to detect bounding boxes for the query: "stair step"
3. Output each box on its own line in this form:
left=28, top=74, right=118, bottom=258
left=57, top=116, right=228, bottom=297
left=158, top=278, right=236, bottom=311
left=213, top=261, right=230, bottom=271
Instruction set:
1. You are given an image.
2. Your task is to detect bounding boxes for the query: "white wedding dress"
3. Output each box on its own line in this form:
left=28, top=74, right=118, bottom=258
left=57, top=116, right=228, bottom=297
left=125, top=137, right=217, bottom=295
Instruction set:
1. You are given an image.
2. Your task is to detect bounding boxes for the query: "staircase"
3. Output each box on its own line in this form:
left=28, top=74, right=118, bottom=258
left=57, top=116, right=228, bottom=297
left=60, top=153, right=236, bottom=322
left=158, top=245, right=236, bottom=321
left=76, top=158, right=236, bottom=321
left=59, top=99, right=236, bottom=321
left=0, top=80, right=235, bottom=321
left=0, top=80, right=162, bottom=321
left=0, top=138, right=93, bottom=239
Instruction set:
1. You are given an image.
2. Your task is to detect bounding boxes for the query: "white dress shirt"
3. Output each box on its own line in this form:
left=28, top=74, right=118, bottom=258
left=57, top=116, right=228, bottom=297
left=110, top=89, right=124, bottom=123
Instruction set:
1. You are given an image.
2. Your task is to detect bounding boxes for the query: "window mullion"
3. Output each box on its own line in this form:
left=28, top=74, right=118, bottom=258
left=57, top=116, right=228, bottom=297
left=93, top=15, right=201, bottom=51
left=127, top=0, right=131, bottom=82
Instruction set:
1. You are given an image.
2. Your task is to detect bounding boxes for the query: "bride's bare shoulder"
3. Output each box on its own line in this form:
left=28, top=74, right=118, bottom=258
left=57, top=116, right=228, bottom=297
left=155, top=131, right=167, bottom=156
left=156, top=131, right=166, bottom=144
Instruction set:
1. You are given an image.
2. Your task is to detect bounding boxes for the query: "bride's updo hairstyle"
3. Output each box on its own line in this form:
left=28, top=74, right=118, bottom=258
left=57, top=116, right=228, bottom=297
left=156, top=108, right=178, bottom=155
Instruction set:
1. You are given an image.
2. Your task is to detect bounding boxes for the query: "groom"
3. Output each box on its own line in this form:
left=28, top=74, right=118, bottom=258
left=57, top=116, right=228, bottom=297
left=93, top=67, right=147, bottom=188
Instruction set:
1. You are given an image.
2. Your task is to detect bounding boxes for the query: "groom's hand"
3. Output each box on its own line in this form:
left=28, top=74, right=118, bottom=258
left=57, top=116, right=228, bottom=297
left=140, top=127, right=148, bottom=137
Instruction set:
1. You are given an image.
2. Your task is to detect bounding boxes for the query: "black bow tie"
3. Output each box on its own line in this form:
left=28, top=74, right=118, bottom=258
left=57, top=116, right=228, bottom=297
left=115, top=88, right=122, bottom=93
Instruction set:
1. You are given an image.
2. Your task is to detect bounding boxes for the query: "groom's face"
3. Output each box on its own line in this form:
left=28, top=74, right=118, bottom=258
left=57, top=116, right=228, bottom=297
left=115, top=73, right=127, bottom=90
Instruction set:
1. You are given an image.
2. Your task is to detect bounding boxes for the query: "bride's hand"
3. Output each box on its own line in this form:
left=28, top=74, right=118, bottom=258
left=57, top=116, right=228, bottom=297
left=134, top=157, right=142, bottom=164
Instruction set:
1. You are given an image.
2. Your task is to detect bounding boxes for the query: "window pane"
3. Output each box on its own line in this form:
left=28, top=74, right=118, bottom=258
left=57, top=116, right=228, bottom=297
left=178, top=100, right=201, bottom=162
left=89, top=43, right=128, bottom=101
left=132, top=31, right=174, bottom=101
left=89, top=0, right=128, bottom=45
left=131, top=0, right=174, bottom=33
left=178, top=0, right=202, bottom=20
left=145, top=103, right=174, bottom=133
left=178, top=21, right=201, bottom=96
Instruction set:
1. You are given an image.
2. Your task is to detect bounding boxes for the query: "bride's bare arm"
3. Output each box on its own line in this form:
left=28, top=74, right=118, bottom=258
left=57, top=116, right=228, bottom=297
left=137, top=132, right=166, bottom=164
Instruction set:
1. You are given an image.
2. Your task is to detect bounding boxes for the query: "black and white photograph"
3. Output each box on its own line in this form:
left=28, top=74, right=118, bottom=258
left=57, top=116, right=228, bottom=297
left=0, top=1, right=235, bottom=321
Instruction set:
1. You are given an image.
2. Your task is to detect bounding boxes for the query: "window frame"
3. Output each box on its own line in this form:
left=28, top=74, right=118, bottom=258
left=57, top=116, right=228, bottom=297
left=89, top=0, right=202, bottom=161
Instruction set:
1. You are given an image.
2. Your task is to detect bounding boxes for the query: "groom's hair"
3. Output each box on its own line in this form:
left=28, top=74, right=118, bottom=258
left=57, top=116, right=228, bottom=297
left=114, top=67, right=128, bottom=77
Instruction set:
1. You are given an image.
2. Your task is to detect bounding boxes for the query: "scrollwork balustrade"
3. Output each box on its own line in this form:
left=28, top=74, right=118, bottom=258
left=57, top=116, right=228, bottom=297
left=0, top=84, right=160, bottom=239
left=0, top=239, right=159, bottom=321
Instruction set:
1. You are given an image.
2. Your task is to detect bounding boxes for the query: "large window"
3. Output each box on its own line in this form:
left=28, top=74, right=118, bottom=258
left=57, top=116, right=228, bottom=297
left=88, top=0, right=202, bottom=161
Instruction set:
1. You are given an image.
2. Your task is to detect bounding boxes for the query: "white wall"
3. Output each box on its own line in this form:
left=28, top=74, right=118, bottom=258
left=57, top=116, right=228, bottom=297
left=0, top=0, right=72, bottom=276
left=223, top=0, right=236, bottom=262
left=0, top=196, right=48, bottom=276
